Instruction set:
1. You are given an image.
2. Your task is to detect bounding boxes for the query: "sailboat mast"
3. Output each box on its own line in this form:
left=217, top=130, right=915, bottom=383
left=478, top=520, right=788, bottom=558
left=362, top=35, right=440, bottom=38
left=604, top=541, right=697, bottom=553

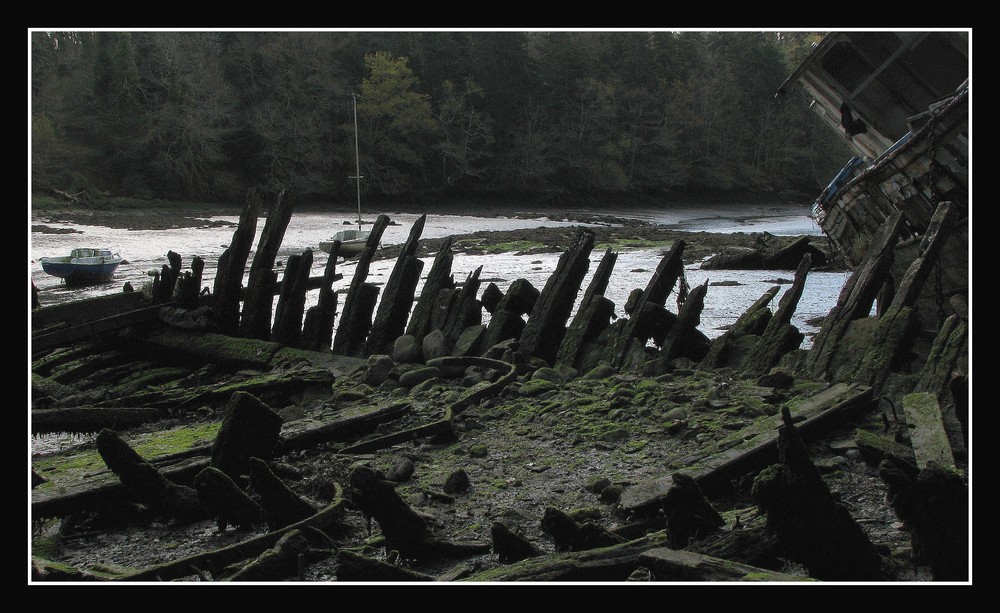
left=350, top=93, right=363, bottom=232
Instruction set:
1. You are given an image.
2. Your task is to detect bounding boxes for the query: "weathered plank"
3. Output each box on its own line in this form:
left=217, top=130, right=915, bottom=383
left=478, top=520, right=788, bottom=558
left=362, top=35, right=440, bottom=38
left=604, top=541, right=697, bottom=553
left=31, top=304, right=166, bottom=355
left=901, top=392, right=956, bottom=470
left=31, top=407, right=165, bottom=435
left=32, top=291, right=145, bottom=330
left=620, top=382, right=875, bottom=513
left=637, top=548, right=809, bottom=582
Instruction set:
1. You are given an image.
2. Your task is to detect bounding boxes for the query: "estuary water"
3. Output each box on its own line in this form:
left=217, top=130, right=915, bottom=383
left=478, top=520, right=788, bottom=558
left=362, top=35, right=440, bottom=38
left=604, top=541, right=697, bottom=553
left=29, top=203, right=846, bottom=349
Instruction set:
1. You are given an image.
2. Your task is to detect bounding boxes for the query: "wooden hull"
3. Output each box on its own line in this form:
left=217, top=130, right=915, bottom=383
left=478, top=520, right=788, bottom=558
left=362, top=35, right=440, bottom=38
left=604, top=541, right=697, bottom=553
left=814, top=87, right=968, bottom=335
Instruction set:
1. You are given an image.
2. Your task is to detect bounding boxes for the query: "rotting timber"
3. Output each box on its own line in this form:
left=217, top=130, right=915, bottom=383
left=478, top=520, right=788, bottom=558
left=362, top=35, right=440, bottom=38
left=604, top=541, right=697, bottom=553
left=31, top=189, right=968, bottom=581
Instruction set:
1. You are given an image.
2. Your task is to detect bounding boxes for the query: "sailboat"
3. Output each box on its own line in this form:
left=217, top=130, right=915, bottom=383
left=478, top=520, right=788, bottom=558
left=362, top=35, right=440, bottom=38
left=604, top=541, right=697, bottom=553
left=319, top=93, right=374, bottom=258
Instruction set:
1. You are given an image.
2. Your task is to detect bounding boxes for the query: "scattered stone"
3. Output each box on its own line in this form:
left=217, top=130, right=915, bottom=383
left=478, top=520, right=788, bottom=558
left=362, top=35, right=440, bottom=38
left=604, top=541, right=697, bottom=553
left=585, top=476, right=612, bottom=494
left=599, top=484, right=625, bottom=504
left=422, top=330, right=451, bottom=361
left=385, top=457, right=416, bottom=483
left=443, top=469, right=471, bottom=494
left=757, top=371, right=795, bottom=389
left=393, top=335, right=423, bottom=363
left=399, top=366, right=442, bottom=389
left=361, top=354, right=395, bottom=387
left=468, top=444, right=488, bottom=459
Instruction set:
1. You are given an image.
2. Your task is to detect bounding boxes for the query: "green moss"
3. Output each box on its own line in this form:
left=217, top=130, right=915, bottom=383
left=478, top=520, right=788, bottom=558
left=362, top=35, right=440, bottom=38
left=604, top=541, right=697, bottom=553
left=518, top=379, right=558, bottom=397
left=110, top=367, right=190, bottom=394
left=132, top=421, right=221, bottom=458
left=636, top=378, right=661, bottom=392
left=32, top=421, right=221, bottom=489
left=623, top=440, right=647, bottom=453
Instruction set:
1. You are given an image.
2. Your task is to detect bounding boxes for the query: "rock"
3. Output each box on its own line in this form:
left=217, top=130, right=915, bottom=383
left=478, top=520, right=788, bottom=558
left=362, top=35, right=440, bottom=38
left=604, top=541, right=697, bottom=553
left=393, top=335, right=423, bottom=363
left=422, top=330, right=451, bottom=362
left=385, top=457, right=416, bottom=483
left=399, top=366, right=442, bottom=389
left=585, top=476, right=612, bottom=494
left=599, top=484, right=624, bottom=503
left=453, top=324, right=486, bottom=357
left=597, top=428, right=629, bottom=443
left=757, top=370, right=795, bottom=389
left=583, top=363, right=616, bottom=380
left=443, top=469, right=471, bottom=494
left=663, top=407, right=689, bottom=422
left=532, top=367, right=564, bottom=383
left=468, top=444, right=488, bottom=458
left=362, top=354, right=395, bottom=387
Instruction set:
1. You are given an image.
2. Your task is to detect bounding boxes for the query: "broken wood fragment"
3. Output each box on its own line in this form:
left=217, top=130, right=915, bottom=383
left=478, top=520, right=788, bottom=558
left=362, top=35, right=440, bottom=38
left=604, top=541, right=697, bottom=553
left=491, top=522, right=542, bottom=564
left=117, top=485, right=346, bottom=581
left=225, top=530, right=311, bottom=582
left=751, top=407, right=888, bottom=581
left=464, top=531, right=672, bottom=582
left=519, top=230, right=595, bottom=364
left=662, top=473, right=725, bottom=548
left=213, top=192, right=261, bottom=335
left=95, top=428, right=204, bottom=523
left=349, top=464, right=490, bottom=561
left=335, top=550, right=436, bottom=581
left=211, top=392, right=284, bottom=480
left=194, top=466, right=262, bottom=531
left=299, top=242, right=340, bottom=351
left=332, top=215, right=391, bottom=356
left=250, top=457, right=320, bottom=530
left=879, top=457, right=968, bottom=581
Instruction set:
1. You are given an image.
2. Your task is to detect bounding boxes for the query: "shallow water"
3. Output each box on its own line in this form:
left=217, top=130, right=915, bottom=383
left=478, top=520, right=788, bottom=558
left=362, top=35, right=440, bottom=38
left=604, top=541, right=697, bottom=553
left=29, top=203, right=846, bottom=350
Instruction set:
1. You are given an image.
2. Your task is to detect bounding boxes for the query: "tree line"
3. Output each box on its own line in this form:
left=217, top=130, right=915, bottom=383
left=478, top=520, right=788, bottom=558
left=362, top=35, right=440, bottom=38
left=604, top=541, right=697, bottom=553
left=31, top=30, right=852, bottom=207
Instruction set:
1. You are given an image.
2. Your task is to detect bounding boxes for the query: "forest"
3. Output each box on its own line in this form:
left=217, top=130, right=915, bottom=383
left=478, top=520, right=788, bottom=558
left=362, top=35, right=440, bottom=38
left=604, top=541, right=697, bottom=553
left=30, top=30, right=853, bottom=207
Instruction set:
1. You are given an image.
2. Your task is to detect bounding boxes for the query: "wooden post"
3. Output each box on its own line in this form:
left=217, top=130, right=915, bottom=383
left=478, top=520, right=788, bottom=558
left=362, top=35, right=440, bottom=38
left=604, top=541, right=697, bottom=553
left=332, top=214, right=391, bottom=356
left=364, top=214, right=427, bottom=356
left=213, top=192, right=261, bottom=335
left=240, top=190, right=293, bottom=340
left=405, top=237, right=455, bottom=341
left=300, top=243, right=340, bottom=351
left=272, top=249, right=314, bottom=347
left=519, top=230, right=595, bottom=364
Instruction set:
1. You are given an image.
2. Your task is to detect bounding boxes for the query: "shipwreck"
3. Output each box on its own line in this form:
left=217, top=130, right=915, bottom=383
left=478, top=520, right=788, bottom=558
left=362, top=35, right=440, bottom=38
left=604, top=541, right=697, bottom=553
left=29, top=31, right=970, bottom=583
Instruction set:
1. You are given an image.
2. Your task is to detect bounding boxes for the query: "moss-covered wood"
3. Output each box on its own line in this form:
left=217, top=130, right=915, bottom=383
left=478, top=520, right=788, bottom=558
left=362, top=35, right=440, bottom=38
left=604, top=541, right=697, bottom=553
left=212, top=191, right=261, bottom=335
left=364, top=214, right=426, bottom=356
left=620, top=382, right=874, bottom=514
left=240, top=190, right=293, bottom=340
left=751, top=407, right=889, bottom=581
left=332, top=214, right=391, bottom=356
left=116, top=485, right=345, bottom=581
left=519, top=230, right=595, bottom=364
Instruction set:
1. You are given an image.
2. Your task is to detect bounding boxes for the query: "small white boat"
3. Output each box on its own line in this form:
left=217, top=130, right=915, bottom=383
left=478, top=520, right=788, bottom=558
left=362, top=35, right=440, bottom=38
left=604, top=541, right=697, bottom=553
left=39, top=248, right=123, bottom=285
left=319, top=228, right=370, bottom=258
left=320, top=93, right=378, bottom=259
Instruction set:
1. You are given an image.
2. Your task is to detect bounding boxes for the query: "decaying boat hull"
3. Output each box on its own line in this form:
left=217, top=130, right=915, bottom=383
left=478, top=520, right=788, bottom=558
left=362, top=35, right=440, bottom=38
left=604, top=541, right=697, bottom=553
left=816, top=86, right=969, bottom=336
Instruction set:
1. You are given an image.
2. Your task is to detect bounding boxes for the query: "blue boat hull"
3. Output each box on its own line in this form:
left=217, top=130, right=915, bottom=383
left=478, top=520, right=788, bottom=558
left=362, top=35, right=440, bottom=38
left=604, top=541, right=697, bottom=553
left=41, top=256, right=122, bottom=285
